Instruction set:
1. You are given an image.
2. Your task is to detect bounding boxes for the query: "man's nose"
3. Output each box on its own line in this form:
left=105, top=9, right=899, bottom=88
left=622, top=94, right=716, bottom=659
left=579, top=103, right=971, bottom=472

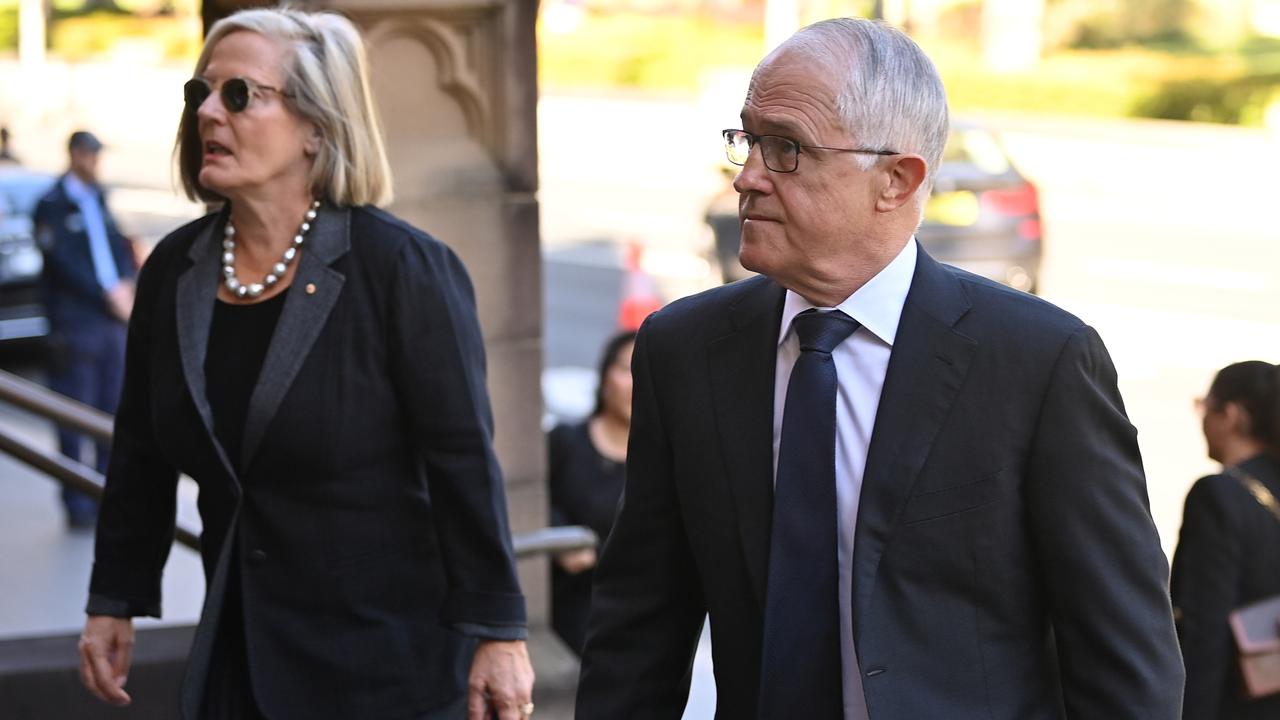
left=733, top=145, right=772, bottom=196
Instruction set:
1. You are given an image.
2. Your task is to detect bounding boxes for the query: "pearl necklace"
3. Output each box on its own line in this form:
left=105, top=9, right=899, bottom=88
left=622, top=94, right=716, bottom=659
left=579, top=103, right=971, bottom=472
left=222, top=200, right=321, bottom=299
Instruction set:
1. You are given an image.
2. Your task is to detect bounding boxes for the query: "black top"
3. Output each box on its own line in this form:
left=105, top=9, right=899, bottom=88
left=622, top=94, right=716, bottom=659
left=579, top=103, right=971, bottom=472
left=1172, top=453, right=1280, bottom=720
left=548, top=421, right=625, bottom=654
left=205, top=292, right=287, bottom=469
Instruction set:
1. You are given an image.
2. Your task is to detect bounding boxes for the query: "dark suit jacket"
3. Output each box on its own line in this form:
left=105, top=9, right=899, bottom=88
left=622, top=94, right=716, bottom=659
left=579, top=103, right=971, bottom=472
left=1171, top=454, right=1280, bottom=720
left=87, top=205, right=525, bottom=719
left=577, top=245, right=1184, bottom=719
left=33, top=174, right=136, bottom=334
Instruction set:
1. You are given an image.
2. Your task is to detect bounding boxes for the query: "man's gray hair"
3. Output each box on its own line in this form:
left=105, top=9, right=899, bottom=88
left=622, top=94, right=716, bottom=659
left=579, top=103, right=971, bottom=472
left=771, top=18, right=949, bottom=200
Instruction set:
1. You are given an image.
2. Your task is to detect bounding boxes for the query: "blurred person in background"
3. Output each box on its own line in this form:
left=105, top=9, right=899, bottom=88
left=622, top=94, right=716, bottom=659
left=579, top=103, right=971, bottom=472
left=1172, top=361, right=1280, bottom=720
left=0, top=126, right=19, bottom=163
left=75, top=8, right=533, bottom=719
left=33, top=130, right=136, bottom=530
left=705, top=164, right=749, bottom=284
left=577, top=17, right=1183, bottom=719
left=548, top=330, right=635, bottom=655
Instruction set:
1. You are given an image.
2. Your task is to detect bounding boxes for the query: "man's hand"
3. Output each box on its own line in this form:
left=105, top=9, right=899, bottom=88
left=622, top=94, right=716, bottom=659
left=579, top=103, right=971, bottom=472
left=467, top=639, right=535, bottom=720
left=105, top=281, right=134, bottom=323
left=78, top=615, right=134, bottom=707
left=554, top=547, right=598, bottom=575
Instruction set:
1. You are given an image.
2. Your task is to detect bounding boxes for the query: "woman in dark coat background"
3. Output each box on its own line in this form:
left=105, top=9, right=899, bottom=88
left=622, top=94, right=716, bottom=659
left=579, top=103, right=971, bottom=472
left=548, top=331, right=635, bottom=655
left=1172, top=360, right=1280, bottom=720
left=75, top=8, right=533, bottom=719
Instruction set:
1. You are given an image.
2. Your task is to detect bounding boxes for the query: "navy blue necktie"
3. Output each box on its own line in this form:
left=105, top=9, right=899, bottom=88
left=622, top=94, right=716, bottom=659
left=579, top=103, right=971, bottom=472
left=759, top=309, right=860, bottom=720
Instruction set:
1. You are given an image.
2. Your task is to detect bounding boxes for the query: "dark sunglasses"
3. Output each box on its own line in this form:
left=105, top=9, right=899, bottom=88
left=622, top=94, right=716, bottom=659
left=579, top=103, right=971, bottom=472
left=183, top=77, right=289, bottom=113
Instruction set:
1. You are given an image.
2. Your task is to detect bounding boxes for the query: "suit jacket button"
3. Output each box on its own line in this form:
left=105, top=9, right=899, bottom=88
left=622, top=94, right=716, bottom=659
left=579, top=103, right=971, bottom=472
left=248, top=548, right=267, bottom=564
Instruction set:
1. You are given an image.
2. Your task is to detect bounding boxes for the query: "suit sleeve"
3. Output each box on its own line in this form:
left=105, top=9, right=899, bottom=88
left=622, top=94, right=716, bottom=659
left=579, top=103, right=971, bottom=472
left=1170, top=477, right=1239, bottom=720
left=389, top=237, right=525, bottom=636
left=576, top=320, right=706, bottom=718
left=101, top=193, right=138, bottom=281
left=1026, top=325, right=1184, bottom=718
left=86, top=242, right=180, bottom=617
left=35, top=198, right=111, bottom=307
left=547, top=424, right=573, bottom=528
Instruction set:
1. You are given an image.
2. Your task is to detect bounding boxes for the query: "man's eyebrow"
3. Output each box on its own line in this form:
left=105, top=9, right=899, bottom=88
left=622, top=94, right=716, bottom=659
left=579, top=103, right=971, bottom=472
left=741, top=114, right=805, bottom=138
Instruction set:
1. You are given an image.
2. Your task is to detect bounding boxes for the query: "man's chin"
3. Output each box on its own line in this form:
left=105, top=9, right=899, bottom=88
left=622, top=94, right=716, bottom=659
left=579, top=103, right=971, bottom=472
left=737, top=246, right=770, bottom=278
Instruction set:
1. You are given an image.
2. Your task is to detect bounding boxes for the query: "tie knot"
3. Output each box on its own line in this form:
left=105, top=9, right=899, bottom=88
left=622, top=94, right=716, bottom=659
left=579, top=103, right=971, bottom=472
left=792, top=310, right=859, bottom=354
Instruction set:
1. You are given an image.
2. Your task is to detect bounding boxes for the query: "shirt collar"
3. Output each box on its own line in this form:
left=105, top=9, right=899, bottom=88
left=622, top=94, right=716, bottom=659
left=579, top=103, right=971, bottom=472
left=62, top=173, right=96, bottom=202
left=778, top=238, right=917, bottom=348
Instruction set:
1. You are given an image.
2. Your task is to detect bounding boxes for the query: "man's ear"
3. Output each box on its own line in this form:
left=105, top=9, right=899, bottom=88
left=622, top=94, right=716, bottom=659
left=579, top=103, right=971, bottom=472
left=876, top=154, right=928, bottom=212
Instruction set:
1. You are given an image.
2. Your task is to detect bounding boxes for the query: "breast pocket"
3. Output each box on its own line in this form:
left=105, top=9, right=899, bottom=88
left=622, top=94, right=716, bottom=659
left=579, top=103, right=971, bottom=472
left=900, top=469, right=1003, bottom=525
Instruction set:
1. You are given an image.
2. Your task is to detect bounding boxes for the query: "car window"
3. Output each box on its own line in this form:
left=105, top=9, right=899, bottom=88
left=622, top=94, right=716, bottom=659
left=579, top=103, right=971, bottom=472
left=942, top=128, right=1011, bottom=175
left=0, top=175, right=55, bottom=218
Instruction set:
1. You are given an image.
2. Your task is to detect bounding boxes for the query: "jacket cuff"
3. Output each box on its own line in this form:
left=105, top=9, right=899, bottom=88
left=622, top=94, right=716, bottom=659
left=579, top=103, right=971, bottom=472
left=452, top=622, right=528, bottom=642
left=85, top=593, right=160, bottom=619
left=441, top=589, right=527, bottom=628
left=87, top=561, right=163, bottom=618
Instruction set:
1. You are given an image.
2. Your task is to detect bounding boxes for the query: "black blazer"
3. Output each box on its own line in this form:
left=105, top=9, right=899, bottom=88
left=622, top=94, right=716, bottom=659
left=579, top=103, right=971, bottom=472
left=577, top=245, right=1184, bottom=719
left=1172, top=454, right=1280, bottom=720
left=87, top=205, right=525, bottom=719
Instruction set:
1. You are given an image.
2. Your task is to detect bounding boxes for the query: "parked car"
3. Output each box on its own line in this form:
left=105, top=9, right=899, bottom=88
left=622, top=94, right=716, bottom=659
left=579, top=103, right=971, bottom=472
left=0, top=166, right=55, bottom=342
left=707, top=120, right=1043, bottom=293
left=919, top=121, right=1041, bottom=293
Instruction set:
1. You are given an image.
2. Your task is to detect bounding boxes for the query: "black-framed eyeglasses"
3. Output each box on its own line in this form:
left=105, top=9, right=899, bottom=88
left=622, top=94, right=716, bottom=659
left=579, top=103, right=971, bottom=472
left=722, top=129, right=899, bottom=173
left=183, top=77, right=291, bottom=114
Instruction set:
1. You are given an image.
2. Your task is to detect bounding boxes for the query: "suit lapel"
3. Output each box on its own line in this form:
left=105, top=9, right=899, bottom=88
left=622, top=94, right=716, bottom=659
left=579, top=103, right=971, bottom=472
left=176, top=210, right=238, bottom=484
left=238, top=205, right=349, bottom=474
left=851, top=248, right=977, bottom=641
left=708, top=277, right=785, bottom=609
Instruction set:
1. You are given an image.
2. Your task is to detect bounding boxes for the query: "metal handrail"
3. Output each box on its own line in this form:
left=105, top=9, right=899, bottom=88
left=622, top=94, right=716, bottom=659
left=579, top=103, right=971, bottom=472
left=513, top=525, right=598, bottom=558
left=0, top=369, right=113, bottom=442
left=0, top=422, right=202, bottom=550
left=0, top=368, right=596, bottom=559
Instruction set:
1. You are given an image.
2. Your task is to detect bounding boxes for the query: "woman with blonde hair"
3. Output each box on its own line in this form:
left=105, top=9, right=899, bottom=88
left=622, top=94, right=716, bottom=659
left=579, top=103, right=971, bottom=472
left=76, top=7, right=533, bottom=719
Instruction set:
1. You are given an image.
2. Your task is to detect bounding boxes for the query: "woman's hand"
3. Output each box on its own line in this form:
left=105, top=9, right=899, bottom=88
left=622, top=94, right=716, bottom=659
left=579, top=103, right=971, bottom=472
left=468, top=639, right=535, bottom=720
left=78, top=615, right=134, bottom=706
left=554, top=547, right=598, bottom=575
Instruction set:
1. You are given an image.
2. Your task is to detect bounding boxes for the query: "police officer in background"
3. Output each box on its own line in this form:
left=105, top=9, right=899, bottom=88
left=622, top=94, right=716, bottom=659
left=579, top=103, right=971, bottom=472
left=33, top=130, right=136, bottom=529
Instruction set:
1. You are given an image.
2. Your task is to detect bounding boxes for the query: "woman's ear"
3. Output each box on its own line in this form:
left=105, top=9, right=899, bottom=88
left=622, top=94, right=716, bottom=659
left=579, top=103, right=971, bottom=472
left=1224, top=401, right=1253, bottom=437
left=304, top=126, right=322, bottom=157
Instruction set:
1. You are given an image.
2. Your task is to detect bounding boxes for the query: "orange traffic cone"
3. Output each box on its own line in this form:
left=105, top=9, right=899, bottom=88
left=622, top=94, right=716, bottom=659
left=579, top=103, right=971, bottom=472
left=617, top=241, right=662, bottom=331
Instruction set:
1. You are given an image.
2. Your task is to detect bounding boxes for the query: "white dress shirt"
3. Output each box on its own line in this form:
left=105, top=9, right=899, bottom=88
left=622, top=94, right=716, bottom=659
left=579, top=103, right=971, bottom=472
left=62, top=173, right=119, bottom=292
left=773, top=239, right=917, bottom=720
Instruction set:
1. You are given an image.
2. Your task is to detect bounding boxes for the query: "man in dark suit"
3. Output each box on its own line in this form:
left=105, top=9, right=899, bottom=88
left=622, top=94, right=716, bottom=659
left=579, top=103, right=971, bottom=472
left=577, top=18, right=1184, bottom=719
left=33, top=130, right=136, bottom=528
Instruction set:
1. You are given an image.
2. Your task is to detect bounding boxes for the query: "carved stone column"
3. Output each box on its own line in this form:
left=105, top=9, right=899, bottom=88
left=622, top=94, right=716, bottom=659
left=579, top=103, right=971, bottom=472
left=202, top=0, right=547, bottom=625
left=341, top=0, right=546, bottom=625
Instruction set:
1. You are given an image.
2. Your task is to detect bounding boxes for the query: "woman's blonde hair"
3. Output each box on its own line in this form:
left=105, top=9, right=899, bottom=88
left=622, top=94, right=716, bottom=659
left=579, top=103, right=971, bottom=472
left=175, top=7, right=393, bottom=206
